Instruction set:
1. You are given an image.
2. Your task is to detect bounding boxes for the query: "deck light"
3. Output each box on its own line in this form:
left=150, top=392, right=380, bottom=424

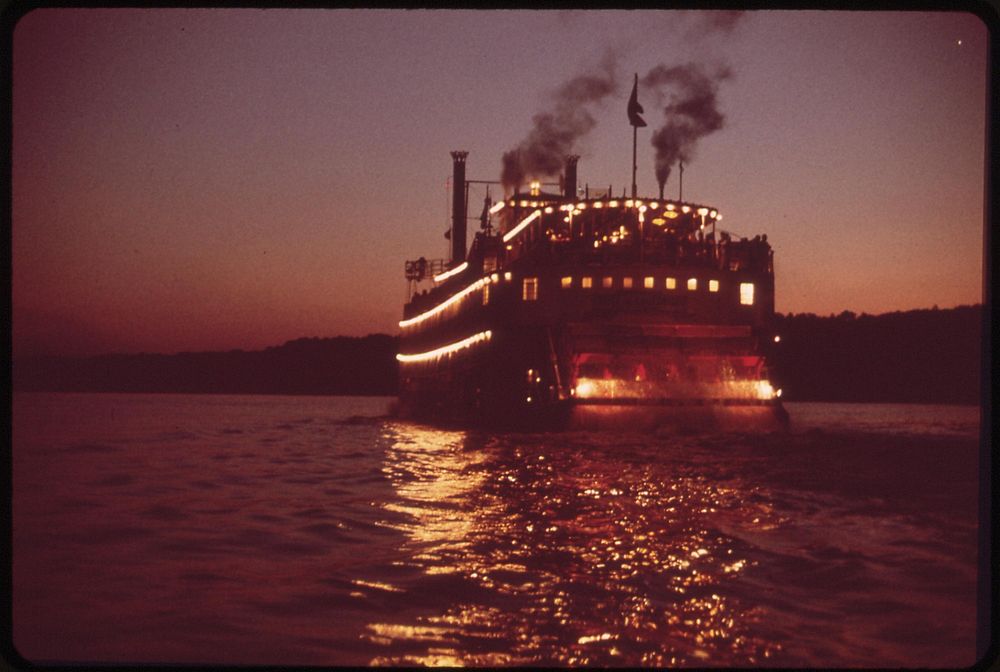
left=432, top=261, right=468, bottom=283
left=681, top=205, right=691, bottom=213
left=609, top=200, right=619, bottom=207
left=399, top=277, right=489, bottom=327
left=503, top=209, right=542, bottom=243
left=489, top=201, right=506, bottom=214
left=396, top=330, right=492, bottom=362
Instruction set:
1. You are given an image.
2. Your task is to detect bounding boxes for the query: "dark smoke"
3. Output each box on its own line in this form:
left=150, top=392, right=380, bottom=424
left=501, top=58, right=619, bottom=193
left=641, top=63, right=731, bottom=197
left=691, top=10, right=745, bottom=35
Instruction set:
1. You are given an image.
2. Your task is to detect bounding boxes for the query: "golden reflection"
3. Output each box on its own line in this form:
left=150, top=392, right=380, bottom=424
left=365, top=424, right=786, bottom=666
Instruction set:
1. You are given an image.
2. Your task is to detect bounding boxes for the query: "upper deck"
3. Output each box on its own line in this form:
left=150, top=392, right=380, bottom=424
left=489, top=192, right=770, bottom=275
left=403, top=190, right=774, bottom=327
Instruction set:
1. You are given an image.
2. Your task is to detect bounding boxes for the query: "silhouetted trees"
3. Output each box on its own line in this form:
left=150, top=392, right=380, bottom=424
left=12, top=306, right=984, bottom=403
left=13, top=334, right=399, bottom=396
left=768, top=305, right=982, bottom=404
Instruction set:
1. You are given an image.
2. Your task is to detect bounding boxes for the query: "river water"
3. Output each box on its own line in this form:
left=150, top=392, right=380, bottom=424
left=12, top=393, right=983, bottom=667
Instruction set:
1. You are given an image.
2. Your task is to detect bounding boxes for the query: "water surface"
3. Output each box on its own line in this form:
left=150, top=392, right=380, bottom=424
left=12, top=394, right=981, bottom=666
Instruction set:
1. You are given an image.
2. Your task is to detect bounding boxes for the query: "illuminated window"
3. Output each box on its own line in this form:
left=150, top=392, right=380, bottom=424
left=740, top=282, right=755, bottom=305
left=644, top=276, right=655, bottom=289
left=582, top=276, right=593, bottom=289
left=504, top=272, right=512, bottom=281
left=666, top=277, right=676, bottom=290
left=687, top=278, right=698, bottom=291
left=602, top=276, right=613, bottom=288
left=709, top=279, right=719, bottom=292
left=561, top=276, right=573, bottom=289
left=482, top=283, right=490, bottom=305
left=523, top=277, right=538, bottom=301
left=623, top=277, right=634, bottom=289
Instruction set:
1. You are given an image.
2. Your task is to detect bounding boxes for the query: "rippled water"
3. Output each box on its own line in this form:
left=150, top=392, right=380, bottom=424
left=12, top=393, right=981, bottom=666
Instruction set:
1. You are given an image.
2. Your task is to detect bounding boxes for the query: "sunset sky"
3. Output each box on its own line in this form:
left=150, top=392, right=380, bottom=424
left=12, top=9, right=988, bottom=356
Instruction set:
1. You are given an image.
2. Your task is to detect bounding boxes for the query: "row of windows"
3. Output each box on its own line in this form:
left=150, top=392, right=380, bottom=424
left=533, top=275, right=754, bottom=305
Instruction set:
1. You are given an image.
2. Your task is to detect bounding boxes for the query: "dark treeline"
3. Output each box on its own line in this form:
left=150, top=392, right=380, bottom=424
left=13, top=335, right=399, bottom=396
left=12, top=305, right=983, bottom=403
left=769, top=305, right=983, bottom=404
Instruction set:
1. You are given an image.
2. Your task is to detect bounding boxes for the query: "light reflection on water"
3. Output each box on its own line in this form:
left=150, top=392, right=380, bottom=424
left=366, top=425, right=790, bottom=666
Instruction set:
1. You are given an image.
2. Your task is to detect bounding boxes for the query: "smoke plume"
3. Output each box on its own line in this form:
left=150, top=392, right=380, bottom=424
left=501, top=57, right=619, bottom=193
left=641, top=63, right=731, bottom=197
left=689, top=10, right=745, bottom=35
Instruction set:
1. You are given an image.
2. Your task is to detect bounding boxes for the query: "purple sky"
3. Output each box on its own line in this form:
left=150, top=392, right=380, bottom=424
left=12, top=9, right=988, bottom=356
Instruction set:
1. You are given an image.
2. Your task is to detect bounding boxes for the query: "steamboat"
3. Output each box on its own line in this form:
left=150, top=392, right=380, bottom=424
left=397, top=151, right=787, bottom=430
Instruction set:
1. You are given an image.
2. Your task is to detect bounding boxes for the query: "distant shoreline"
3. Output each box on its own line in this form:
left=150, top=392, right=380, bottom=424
left=12, top=306, right=983, bottom=404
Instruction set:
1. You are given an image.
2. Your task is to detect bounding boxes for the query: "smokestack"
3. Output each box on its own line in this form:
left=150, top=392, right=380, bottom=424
left=563, top=155, right=579, bottom=200
left=450, top=151, right=468, bottom=264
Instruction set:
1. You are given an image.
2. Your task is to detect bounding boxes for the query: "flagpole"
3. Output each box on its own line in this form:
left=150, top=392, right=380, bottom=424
left=631, top=125, right=637, bottom=199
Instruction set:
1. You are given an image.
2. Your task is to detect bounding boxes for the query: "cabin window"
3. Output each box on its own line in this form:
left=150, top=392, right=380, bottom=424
left=709, top=279, right=719, bottom=292
left=482, top=284, right=490, bottom=305
left=740, top=282, right=755, bottom=305
left=561, top=276, right=573, bottom=289
left=687, top=278, right=698, bottom=291
left=602, top=276, right=613, bottom=288
left=623, top=277, right=634, bottom=289
left=644, top=276, right=655, bottom=289
left=523, top=277, right=539, bottom=301
left=582, top=276, right=593, bottom=289
left=666, top=277, right=677, bottom=290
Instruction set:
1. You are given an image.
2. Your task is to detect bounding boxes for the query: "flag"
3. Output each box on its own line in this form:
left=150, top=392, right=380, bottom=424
left=627, top=73, right=646, bottom=128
